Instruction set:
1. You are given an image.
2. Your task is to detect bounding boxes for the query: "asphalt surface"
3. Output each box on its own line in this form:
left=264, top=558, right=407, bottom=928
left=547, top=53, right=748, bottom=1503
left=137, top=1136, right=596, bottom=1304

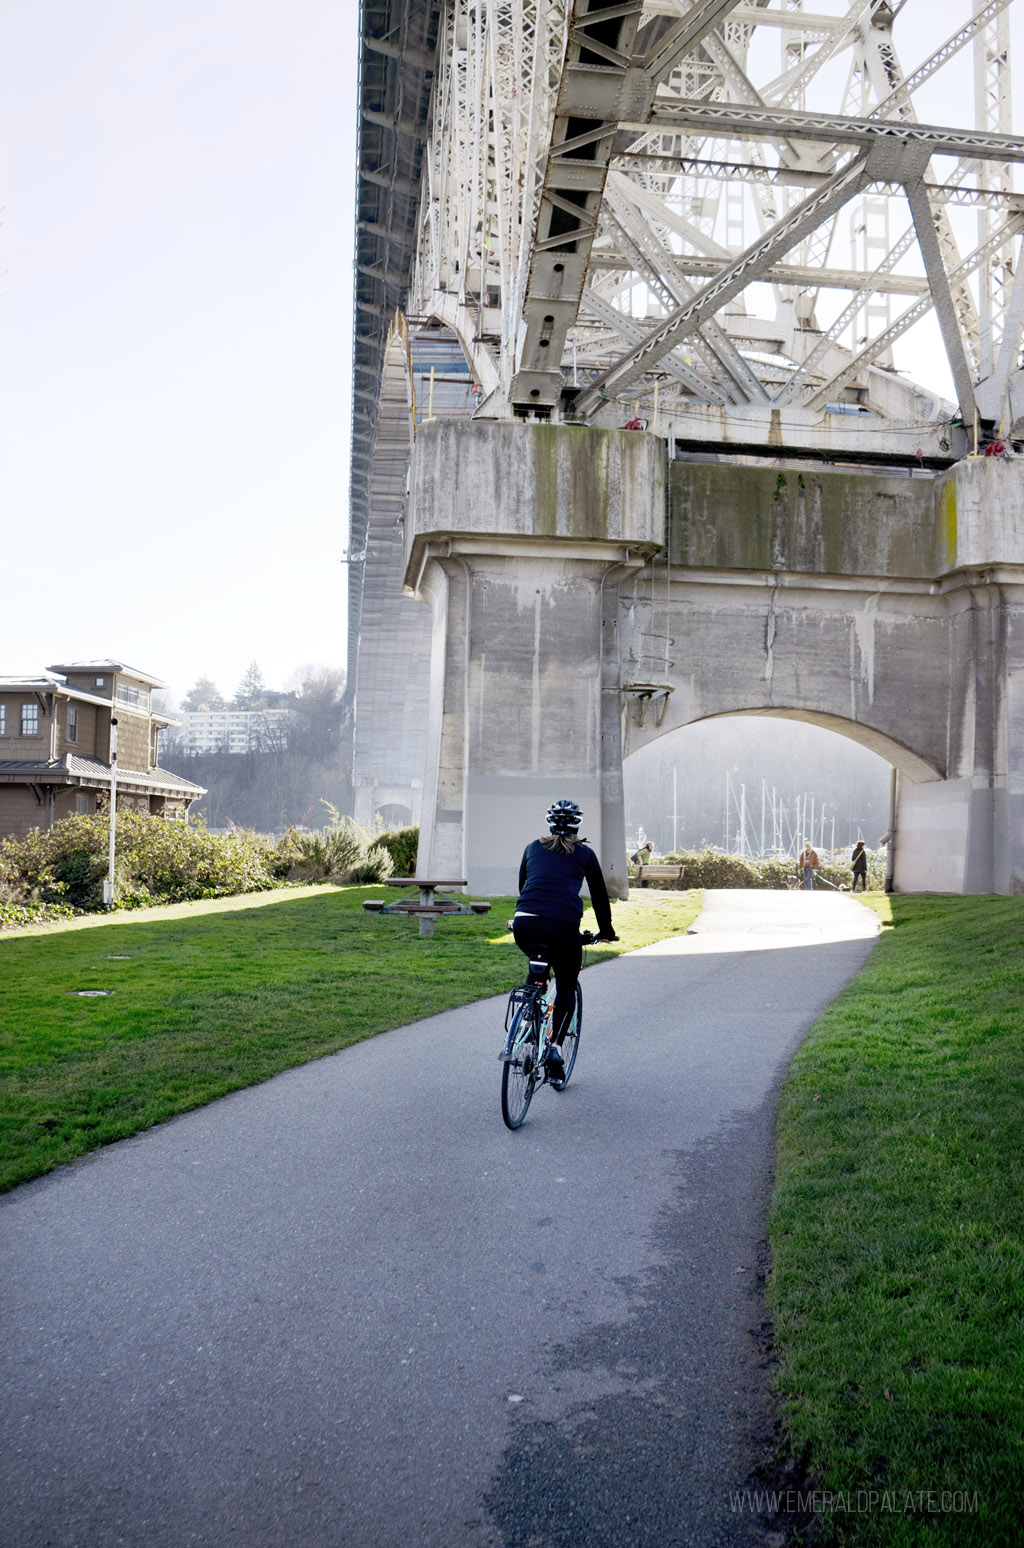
left=1, top=889, right=879, bottom=1548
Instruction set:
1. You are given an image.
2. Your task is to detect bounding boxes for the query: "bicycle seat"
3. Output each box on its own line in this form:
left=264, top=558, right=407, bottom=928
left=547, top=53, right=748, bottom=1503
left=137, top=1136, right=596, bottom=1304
left=526, top=956, right=551, bottom=984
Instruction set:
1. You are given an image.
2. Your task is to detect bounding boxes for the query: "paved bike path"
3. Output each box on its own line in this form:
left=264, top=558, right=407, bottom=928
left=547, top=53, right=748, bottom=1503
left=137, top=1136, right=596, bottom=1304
left=1, top=890, right=878, bottom=1548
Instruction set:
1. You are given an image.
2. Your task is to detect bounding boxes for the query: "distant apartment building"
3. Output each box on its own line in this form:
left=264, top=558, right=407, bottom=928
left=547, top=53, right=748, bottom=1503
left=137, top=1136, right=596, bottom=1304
left=0, top=660, right=205, bottom=842
left=167, top=708, right=294, bottom=755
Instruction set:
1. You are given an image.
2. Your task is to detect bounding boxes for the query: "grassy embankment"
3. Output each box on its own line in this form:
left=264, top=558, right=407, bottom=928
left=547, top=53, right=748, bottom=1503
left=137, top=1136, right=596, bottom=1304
left=0, top=883, right=701, bottom=1191
left=768, top=893, right=1024, bottom=1548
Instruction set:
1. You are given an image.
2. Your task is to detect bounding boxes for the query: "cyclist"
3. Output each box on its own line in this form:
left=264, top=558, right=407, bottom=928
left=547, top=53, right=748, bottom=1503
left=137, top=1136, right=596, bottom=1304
left=512, top=799, right=618, bottom=1081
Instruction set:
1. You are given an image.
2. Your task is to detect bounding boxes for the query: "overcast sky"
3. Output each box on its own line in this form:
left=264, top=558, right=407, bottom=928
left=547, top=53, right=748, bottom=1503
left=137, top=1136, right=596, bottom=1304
left=1, top=2, right=1019, bottom=708
left=1, top=0, right=357, bottom=706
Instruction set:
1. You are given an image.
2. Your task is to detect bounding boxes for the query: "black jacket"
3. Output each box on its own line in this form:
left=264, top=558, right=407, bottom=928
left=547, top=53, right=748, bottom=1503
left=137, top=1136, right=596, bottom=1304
left=517, top=839, right=614, bottom=936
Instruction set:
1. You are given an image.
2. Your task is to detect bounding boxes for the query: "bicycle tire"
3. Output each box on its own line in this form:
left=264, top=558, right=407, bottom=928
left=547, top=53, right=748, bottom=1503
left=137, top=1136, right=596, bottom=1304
left=501, top=1003, right=539, bottom=1129
left=550, top=983, right=582, bottom=1090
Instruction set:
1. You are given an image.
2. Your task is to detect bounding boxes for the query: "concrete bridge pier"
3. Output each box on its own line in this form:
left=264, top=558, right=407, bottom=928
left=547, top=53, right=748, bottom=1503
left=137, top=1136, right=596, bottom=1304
left=892, top=557, right=1024, bottom=895
left=405, top=421, right=665, bottom=897
left=402, top=419, right=1024, bottom=897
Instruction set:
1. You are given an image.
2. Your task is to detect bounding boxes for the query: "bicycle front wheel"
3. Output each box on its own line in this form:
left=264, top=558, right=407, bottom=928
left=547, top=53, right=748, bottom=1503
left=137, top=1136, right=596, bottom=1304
left=501, top=1004, right=538, bottom=1129
left=551, top=984, right=582, bottom=1090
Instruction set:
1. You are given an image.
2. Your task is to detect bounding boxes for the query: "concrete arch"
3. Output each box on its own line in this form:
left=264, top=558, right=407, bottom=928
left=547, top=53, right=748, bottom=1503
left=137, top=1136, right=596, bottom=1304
left=375, top=801, right=414, bottom=829
left=662, top=707, right=942, bottom=785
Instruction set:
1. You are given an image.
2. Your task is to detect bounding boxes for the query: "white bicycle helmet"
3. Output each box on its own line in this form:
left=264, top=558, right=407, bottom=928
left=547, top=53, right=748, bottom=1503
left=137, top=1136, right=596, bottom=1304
left=546, top=799, right=583, bottom=833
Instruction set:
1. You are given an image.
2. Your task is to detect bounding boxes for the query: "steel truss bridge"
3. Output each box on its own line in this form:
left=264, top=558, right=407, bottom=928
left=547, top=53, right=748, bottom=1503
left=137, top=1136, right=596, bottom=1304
left=347, top=0, right=1024, bottom=832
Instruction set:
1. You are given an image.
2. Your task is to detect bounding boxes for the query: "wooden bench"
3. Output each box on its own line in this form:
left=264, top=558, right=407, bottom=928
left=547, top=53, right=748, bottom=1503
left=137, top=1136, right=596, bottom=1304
left=362, top=878, right=492, bottom=937
left=634, top=862, right=687, bottom=888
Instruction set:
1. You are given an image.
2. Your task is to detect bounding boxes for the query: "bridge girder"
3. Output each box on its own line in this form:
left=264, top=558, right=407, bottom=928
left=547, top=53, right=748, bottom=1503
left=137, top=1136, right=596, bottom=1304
left=397, top=0, right=1024, bottom=440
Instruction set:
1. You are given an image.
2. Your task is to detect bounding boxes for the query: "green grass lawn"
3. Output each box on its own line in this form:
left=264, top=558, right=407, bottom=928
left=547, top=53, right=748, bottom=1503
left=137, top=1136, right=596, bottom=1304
left=6, top=882, right=1023, bottom=1544
left=0, top=882, right=701, bottom=1191
left=767, top=893, right=1024, bottom=1547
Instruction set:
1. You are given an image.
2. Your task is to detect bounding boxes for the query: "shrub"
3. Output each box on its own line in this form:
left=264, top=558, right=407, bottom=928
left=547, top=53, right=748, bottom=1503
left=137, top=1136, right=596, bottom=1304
left=112, top=814, right=278, bottom=902
left=277, top=823, right=363, bottom=881
left=348, top=843, right=395, bottom=884
left=0, top=812, right=280, bottom=916
left=632, top=847, right=886, bottom=891
left=276, top=814, right=400, bottom=884
left=0, top=899, right=77, bottom=930
left=375, top=826, right=419, bottom=877
left=0, top=813, right=108, bottom=909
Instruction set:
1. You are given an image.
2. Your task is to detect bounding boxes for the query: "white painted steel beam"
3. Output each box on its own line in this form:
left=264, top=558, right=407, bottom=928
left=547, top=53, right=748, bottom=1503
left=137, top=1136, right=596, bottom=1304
left=640, top=100, right=1024, bottom=164
left=573, top=153, right=872, bottom=416
left=386, top=0, right=1024, bottom=446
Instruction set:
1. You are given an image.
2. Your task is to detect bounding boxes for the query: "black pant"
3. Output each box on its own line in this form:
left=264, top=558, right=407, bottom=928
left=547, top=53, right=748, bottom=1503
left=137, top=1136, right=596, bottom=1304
left=512, top=916, right=582, bottom=1041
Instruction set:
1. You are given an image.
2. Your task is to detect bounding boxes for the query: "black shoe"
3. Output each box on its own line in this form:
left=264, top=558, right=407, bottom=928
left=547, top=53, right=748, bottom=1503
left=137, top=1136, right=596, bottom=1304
left=544, top=1043, right=565, bottom=1080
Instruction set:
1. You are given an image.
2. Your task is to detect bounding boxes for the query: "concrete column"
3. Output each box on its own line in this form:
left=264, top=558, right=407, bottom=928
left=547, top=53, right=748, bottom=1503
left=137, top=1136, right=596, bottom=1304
left=405, top=421, right=664, bottom=896
left=893, top=575, right=1024, bottom=895
left=893, top=459, right=1024, bottom=894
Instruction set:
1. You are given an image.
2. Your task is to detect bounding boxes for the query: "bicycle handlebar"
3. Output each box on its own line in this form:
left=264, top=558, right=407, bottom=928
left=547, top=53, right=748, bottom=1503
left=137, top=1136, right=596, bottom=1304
left=506, top=922, right=619, bottom=945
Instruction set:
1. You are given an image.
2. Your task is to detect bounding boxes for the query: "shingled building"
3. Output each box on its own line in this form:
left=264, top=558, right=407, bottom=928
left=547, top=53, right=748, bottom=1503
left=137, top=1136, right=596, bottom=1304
left=0, top=660, right=205, bottom=841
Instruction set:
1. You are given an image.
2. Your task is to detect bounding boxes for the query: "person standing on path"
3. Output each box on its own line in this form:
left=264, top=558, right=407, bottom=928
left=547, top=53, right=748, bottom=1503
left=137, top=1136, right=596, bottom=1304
left=799, top=841, right=819, bottom=890
left=851, top=840, right=868, bottom=891
left=513, top=799, right=617, bottom=1081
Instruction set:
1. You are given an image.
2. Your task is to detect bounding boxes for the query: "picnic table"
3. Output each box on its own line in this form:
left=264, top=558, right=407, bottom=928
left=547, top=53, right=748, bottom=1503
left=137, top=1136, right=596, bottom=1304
left=362, top=878, right=491, bottom=937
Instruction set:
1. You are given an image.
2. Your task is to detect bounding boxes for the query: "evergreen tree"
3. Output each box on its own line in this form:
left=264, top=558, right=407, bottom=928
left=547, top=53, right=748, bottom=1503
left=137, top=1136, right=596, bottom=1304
left=234, top=661, right=267, bottom=710
left=182, top=676, right=225, bottom=711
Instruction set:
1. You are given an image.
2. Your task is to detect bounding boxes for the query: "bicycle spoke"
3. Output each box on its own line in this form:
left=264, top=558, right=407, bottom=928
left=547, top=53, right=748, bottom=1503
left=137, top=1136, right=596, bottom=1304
left=550, top=984, right=582, bottom=1090
left=501, top=1005, right=538, bottom=1129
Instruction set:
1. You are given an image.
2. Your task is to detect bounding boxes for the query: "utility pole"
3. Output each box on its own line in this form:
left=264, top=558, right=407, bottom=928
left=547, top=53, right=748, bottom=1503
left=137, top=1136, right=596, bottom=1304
left=103, top=717, right=118, bottom=908
left=672, top=767, right=678, bottom=853
left=724, top=770, right=730, bottom=851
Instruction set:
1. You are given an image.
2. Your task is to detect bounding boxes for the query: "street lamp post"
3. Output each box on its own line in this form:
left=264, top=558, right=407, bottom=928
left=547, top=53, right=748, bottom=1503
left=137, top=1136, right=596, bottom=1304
left=103, top=717, right=118, bottom=908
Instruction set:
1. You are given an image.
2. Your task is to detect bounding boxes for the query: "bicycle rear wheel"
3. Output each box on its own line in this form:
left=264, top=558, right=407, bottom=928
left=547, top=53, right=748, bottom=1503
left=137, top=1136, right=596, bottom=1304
left=501, top=1004, right=539, bottom=1129
left=551, top=984, right=582, bottom=1090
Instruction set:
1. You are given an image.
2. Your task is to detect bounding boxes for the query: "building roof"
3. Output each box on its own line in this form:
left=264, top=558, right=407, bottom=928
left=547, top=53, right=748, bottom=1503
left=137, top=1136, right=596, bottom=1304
left=0, top=675, right=115, bottom=709
left=46, top=660, right=167, bottom=688
left=0, top=755, right=205, bottom=799
left=0, top=674, right=65, bottom=690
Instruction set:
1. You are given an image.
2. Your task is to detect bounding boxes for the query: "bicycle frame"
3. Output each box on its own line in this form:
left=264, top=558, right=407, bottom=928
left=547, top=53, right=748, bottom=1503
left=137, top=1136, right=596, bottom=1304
left=499, top=959, right=550, bottom=1129
left=504, top=964, right=554, bottom=1061
left=500, top=941, right=589, bottom=1128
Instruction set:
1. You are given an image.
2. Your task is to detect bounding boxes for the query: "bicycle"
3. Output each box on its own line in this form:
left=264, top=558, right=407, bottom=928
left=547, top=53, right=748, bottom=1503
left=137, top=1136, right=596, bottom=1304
left=499, top=929, right=597, bottom=1130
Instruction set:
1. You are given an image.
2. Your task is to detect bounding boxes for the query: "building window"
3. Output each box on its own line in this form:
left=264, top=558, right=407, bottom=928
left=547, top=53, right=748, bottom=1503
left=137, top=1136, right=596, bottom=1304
left=67, top=705, right=78, bottom=742
left=76, top=794, right=89, bottom=814
left=0, top=704, right=5, bottom=736
left=20, top=703, right=39, bottom=736
left=95, top=677, right=105, bottom=687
